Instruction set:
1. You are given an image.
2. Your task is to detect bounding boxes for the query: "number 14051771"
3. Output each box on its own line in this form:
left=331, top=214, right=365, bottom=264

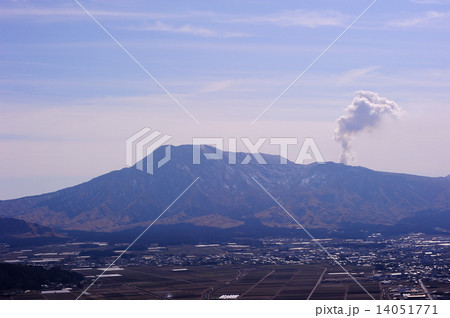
left=376, top=305, right=438, bottom=315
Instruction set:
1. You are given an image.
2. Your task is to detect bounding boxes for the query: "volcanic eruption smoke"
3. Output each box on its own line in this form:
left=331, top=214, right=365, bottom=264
left=334, top=91, right=402, bottom=164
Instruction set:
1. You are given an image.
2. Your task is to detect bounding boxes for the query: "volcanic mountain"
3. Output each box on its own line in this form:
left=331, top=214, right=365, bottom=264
left=0, top=145, right=449, bottom=233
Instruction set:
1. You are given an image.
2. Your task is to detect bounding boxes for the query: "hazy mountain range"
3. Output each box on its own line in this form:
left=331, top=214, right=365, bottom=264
left=0, top=145, right=449, bottom=242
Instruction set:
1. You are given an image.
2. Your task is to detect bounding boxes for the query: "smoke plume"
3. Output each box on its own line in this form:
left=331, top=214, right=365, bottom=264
left=334, top=90, right=402, bottom=164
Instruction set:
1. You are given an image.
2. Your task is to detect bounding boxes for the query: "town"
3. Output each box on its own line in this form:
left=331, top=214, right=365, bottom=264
left=1, top=232, right=448, bottom=300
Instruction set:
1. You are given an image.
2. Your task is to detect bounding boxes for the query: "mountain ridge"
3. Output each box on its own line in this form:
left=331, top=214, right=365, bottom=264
left=0, top=145, right=449, bottom=233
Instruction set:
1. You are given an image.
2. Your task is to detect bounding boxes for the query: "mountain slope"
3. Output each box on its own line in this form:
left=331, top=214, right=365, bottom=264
left=0, top=145, right=449, bottom=231
left=0, top=217, right=63, bottom=239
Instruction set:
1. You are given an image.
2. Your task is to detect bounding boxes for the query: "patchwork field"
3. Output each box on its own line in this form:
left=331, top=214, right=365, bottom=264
left=10, top=265, right=378, bottom=300
left=2, top=264, right=382, bottom=300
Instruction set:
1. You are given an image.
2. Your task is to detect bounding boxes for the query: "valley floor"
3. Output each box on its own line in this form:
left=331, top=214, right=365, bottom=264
left=3, top=264, right=382, bottom=300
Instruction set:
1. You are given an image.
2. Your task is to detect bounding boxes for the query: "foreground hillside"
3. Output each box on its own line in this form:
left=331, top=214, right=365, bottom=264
left=0, top=263, right=83, bottom=292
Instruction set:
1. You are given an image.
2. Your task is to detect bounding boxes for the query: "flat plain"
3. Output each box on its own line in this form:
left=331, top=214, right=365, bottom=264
left=6, top=265, right=380, bottom=300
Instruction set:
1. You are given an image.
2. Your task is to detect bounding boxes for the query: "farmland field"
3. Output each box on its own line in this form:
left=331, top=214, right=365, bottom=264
left=3, top=265, right=381, bottom=300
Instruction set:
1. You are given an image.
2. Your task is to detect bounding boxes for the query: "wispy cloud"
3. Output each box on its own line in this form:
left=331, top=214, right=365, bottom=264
left=0, top=6, right=183, bottom=19
left=337, top=66, right=380, bottom=85
left=0, top=5, right=347, bottom=29
left=129, top=21, right=251, bottom=38
left=0, top=6, right=218, bottom=23
left=386, top=11, right=450, bottom=27
left=228, top=10, right=347, bottom=28
left=199, top=79, right=240, bottom=93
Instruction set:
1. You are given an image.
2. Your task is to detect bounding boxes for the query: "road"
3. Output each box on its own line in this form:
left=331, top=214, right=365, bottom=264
left=201, top=270, right=246, bottom=300
left=307, top=267, right=327, bottom=300
left=238, top=269, right=275, bottom=299
left=419, top=279, right=433, bottom=300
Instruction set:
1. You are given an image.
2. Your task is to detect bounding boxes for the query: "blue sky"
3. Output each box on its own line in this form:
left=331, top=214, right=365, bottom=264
left=1, top=0, right=449, bottom=199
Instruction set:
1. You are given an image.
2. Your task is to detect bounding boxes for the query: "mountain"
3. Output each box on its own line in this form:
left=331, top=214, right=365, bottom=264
left=0, top=145, right=449, bottom=233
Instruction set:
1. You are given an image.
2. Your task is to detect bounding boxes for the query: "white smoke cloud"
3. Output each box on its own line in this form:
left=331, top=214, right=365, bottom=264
left=334, top=91, right=402, bottom=164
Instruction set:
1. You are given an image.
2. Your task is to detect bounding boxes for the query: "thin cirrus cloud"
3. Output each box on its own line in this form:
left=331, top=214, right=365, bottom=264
left=129, top=21, right=251, bottom=38
left=386, top=10, right=450, bottom=27
left=0, top=5, right=348, bottom=29
left=199, top=79, right=240, bottom=93
left=226, top=10, right=347, bottom=28
left=122, top=10, right=349, bottom=37
left=337, top=66, right=380, bottom=85
left=0, top=6, right=211, bottom=21
left=2, top=3, right=448, bottom=31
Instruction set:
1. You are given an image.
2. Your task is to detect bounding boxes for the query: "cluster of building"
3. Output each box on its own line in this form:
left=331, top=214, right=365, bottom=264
left=1, top=233, right=448, bottom=299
